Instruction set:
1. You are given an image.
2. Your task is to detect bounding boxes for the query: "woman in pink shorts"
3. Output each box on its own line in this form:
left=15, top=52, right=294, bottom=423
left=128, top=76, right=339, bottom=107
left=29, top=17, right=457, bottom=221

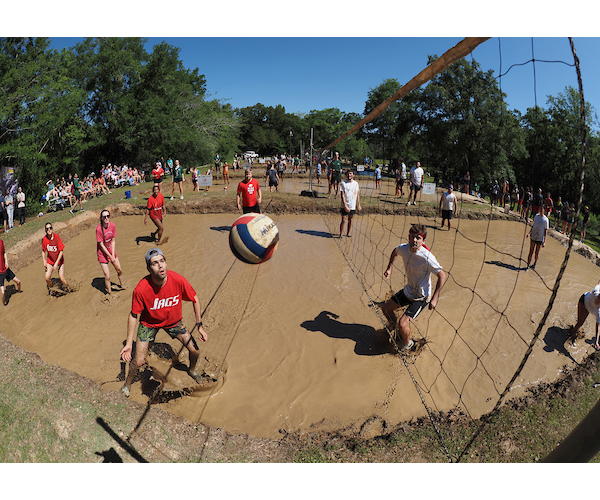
left=97, top=209, right=124, bottom=294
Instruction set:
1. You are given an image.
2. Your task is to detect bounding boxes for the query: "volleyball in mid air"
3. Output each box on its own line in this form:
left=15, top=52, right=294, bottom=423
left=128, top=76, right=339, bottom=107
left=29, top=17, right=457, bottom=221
left=229, top=213, right=279, bottom=264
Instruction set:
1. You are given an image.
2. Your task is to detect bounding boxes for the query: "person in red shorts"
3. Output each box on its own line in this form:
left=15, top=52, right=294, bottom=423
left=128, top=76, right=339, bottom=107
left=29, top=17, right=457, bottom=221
left=236, top=169, right=262, bottom=214
left=0, top=238, right=22, bottom=306
left=152, top=161, right=164, bottom=191
left=97, top=209, right=124, bottom=294
left=41, top=222, right=67, bottom=290
left=145, top=184, right=166, bottom=243
left=119, top=248, right=208, bottom=397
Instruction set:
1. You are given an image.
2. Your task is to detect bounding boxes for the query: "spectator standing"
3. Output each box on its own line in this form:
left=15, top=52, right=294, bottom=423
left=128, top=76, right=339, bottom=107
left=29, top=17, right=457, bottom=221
left=4, top=189, right=14, bottom=231
left=0, top=191, right=5, bottom=233
left=16, top=187, right=25, bottom=225
left=70, top=173, right=85, bottom=214
left=330, top=152, right=343, bottom=197
left=543, top=192, right=554, bottom=219
left=554, top=197, right=563, bottom=230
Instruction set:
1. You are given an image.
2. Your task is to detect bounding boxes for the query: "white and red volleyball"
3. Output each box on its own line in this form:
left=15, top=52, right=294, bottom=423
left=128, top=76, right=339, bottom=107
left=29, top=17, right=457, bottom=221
left=229, top=213, right=279, bottom=264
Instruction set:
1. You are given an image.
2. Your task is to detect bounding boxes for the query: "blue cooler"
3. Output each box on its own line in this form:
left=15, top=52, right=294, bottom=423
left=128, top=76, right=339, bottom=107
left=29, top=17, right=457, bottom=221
left=125, top=190, right=131, bottom=199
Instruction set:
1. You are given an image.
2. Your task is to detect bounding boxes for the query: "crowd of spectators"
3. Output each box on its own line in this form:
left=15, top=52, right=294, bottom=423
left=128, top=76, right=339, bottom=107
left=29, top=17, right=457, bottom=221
left=41, top=164, right=145, bottom=212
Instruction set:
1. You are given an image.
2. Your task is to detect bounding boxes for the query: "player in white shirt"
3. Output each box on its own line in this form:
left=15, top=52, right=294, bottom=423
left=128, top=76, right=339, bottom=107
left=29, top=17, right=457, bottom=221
left=381, top=224, right=446, bottom=351
left=407, top=161, right=424, bottom=205
left=439, top=184, right=457, bottom=230
left=526, top=206, right=549, bottom=270
left=570, top=281, right=600, bottom=349
left=339, top=170, right=361, bottom=237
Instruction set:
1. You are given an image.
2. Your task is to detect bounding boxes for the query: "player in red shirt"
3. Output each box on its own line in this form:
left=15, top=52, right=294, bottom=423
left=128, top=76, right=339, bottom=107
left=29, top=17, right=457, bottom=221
left=152, top=161, right=164, bottom=191
left=145, top=184, right=166, bottom=244
left=97, top=209, right=124, bottom=294
left=0, top=238, right=22, bottom=306
left=236, top=169, right=262, bottom=214
left=41, top=222, right=67, bottom=289
left=119, top=248, right=208, bottom=397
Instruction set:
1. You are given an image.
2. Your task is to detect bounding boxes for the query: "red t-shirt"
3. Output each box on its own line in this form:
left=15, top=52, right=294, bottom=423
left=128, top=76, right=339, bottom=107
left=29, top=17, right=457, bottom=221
left=152, top=166, right=164, bottom=181
left=132, top=270, right=197, bottom=328
left=42, top=233, right=65, bottom=265
left=237, top=178, right=260, bottom=207
left=147, top=193, right=165, bottom=220
left=0, top=239, right=7, bottom=274
left=96, top=221, right=117, bottom=262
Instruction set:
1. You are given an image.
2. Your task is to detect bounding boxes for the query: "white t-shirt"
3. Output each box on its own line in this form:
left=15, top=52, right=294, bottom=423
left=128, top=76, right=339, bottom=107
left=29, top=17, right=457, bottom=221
left=401, top=163, right=407, bottom=180
left=441, top=192, right=456, bottom=211
left=584, top=285, right=600, bottom=323
left=410, top=166, right=424, bottom=186
left=340, top=179, right=360, bottom=210
left=530, top=213, right=549, bottom=242
left=396, top=243, right=443, bottom=301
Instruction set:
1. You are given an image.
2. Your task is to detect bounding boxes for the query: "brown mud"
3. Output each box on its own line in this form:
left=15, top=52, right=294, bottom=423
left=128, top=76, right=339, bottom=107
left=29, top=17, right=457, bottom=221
left=2, top=177, right=600, bottom=462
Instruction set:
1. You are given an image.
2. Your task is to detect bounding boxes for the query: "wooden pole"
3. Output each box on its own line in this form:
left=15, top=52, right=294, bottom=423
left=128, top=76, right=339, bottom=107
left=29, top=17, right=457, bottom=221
left=319, top=37, right=490, bottom=153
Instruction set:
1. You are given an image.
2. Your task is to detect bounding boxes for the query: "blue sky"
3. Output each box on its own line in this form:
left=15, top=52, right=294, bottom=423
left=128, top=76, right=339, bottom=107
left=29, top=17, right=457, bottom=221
left=48, top=36, right=600, bottom=123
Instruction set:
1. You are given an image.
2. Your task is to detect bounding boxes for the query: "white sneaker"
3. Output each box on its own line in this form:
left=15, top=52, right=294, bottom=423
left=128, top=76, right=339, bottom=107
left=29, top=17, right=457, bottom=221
left=170, top=196, right=174, bottom=200
left=120, top=384, right=130, bottom=397
left=180, top=196, right=184, bottom=199
left=400, top=339, right=414, bottom=351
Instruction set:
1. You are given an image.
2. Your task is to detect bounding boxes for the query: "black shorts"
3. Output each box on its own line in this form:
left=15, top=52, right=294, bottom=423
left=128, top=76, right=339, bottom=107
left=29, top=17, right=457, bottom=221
left=0, top=268, right=16, bottom=287
left=411, top=182, right=421, bottom=192
left=441, top=209, right=453, bottom=220
left=390, top=289, right=427, bottom=319
left=242, top=205, right=261, bottom=214
left=269, top=179, right=278, bottom=187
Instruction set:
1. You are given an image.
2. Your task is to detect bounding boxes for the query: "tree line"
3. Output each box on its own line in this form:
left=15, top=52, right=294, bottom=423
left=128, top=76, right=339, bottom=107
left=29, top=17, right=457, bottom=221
left=1, top=37, right=599, bottom=214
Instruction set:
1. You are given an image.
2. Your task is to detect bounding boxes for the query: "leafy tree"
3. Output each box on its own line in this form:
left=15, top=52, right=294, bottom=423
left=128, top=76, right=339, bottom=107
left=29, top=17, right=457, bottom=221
left=416, top=56, right=525, bottom=187
left=0, top=37, right=89, bottom=204
left=363, top=79, right=402, bottom=165
left=236, top=104, right=298, bottom=156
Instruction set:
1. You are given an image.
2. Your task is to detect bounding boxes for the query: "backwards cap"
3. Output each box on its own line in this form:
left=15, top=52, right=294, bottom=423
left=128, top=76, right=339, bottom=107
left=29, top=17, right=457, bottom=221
left=145, top=248, right=164, bottom=266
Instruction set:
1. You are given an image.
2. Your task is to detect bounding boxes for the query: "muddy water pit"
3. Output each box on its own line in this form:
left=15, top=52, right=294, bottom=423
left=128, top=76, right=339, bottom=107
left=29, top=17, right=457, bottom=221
left=2, top=210, right=598, bottom=439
